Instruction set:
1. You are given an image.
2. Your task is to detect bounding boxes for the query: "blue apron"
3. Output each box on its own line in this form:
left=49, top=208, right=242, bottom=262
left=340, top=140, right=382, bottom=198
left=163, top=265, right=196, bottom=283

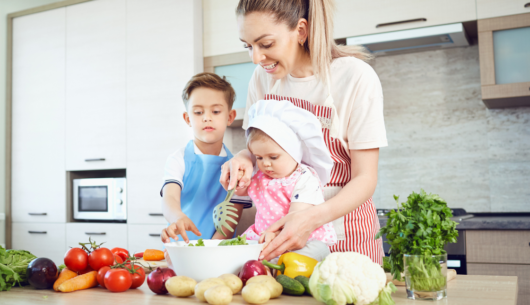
left=175, top=140, right=234, bottom=241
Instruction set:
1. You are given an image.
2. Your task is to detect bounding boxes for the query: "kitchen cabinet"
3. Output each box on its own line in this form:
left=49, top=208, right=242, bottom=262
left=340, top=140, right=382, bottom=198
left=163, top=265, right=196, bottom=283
left=12, top=223, right=66, bottom=265
left=127, top=225, right=166, bottom=251
left=467, top=230, right=530, bottom=305
left=66, top=223, right=128, bottom=249
left=65, top=0, right=127, bottom=171
left=11, top=8, right=66, bottom=223
left=477, top=0, right=530, bottom=19
left=203, top=0, right=241, bottom=57
left=125, top=0, right=197, bottom=224
left=478, top=13, right=530, bottom=108
left=334, top=0, right=476, bottom=38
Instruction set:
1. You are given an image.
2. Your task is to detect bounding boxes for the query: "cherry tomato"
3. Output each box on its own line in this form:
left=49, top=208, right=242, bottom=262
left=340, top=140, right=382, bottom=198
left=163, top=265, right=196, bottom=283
left=113, top=255, right=123, bottom=265
left=97, top=265, right=111, bottom=288
left=78, top=264, right=94, bottom=275
left=104, top=269, right=132, bottom=292
left=64, top=248, right=88, bottom=272
left=89, top=248, right=114, bottom=271
left=111, top=247, right=129, bottom=261
left=125, top=263, right=146, bottom=289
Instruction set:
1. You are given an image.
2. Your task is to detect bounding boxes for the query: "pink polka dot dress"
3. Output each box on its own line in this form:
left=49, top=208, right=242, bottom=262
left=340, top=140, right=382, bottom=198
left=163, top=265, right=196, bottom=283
left=242, top=165, right=337, bottom=246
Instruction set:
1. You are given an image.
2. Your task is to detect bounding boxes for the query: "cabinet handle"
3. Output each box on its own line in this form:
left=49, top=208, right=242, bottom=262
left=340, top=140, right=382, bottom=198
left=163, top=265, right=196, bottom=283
left=376, top=18, right=427, bottom=28
left=28, top=213, right=47, bottom=216
left=149, top=213, right=164, bottom=217
left=85, top=232, right=106, bottom=235
left=149, top=233, right=161, bottom=237
left=525, top=3, right=530, bottom=8
left=85, top=158, right=106, bottom=162
left=28, top=231, right=47, bottom=234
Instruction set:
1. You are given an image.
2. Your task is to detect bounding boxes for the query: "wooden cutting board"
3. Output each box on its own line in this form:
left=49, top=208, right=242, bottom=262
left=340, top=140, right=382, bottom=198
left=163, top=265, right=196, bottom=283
left=133, top=259, right=168, bottom=273
left=385, top=269, right=457, bottom=286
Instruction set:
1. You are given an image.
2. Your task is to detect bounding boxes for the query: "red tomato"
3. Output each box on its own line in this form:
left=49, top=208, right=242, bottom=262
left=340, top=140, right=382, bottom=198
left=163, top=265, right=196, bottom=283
left=111, top=247, right=129, bottom=261
left=88, top=248, right=114, bottom=271
left=125, top=263, right=146, bottom=289
left=97, top=266, right=111, bottom=288
left=104, top=269, right=132, bottom=292
left=133, top=252, right=144, bottom=259
left=113, top=255, right=123, bottom=265
left=64, top=248, right=88, bottom=272
left=78, top=264, right=94, bottom=275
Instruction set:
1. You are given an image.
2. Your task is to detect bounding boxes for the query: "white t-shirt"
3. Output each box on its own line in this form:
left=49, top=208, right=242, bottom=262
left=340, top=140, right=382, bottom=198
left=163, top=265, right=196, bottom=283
left=243, top=56, right=388, bottom=151
left=161, top=143, right=252, bottom=208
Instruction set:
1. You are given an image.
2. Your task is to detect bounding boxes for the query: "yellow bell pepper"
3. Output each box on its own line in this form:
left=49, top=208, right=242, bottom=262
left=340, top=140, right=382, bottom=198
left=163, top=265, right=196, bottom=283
left=262, top=252, right=318, bottom=278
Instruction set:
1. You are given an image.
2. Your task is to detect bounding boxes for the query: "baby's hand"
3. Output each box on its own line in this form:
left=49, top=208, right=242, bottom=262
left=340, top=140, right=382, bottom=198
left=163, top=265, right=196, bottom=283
left=259, top=231, right=279, bottom=249
left=233, top=170, right=249, bottom=197
left=161, top=215, right=201, bottom=243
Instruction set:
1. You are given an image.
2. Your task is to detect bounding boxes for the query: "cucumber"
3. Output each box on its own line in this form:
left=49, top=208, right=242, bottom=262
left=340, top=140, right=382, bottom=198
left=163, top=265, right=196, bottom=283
left=276, top=274, right=305, bottom=296
left=294, top=276, right=311, bottom=296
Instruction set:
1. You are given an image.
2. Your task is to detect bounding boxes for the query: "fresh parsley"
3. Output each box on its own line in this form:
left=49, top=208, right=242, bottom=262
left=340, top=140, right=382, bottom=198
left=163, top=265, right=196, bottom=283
left=0, top=246, right=37, bottom=291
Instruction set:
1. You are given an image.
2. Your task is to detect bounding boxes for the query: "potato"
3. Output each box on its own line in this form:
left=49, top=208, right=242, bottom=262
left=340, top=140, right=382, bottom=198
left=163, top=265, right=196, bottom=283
left=242, top=283, right=271, bottom=304
left=218, top=274, right=243, bottom=294
left=246, top=275, right=282, bottom=298
left=165, top=275, right=197, bottom=297
left=195, top=278, right=227, bottom=302
left=204, top=285, right=233, bottom=305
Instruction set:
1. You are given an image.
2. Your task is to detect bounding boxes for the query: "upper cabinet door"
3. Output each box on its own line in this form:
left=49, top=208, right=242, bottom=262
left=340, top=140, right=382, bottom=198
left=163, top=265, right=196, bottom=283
left=65, top=0, right=127, bottom=170
left=126, top=0, right=196, bottom=224
left=477, top=0, right=530, bottom=19
left=334, top=0, right=477, bottom=38
left=11, top=8, right=66, bottom=223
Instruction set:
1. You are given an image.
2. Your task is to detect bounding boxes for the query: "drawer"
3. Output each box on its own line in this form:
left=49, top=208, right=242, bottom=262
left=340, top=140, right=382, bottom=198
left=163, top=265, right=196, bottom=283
left=468, top=263, right=529, bottom=305
left=127, top=224, right=166, bottom=252
left=12, top=223, right=66, bottom=265
left=66, top=223, right=127, bottom=250
left=127, top=207, right=167, bottom=225
left=467, top=230, right=530, bottom=264
left=477, top=0, right=530, bottom=19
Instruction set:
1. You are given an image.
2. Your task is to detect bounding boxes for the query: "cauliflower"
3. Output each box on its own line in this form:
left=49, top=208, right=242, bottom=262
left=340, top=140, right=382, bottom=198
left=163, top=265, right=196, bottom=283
left=309, top=252, right=397, bottom=305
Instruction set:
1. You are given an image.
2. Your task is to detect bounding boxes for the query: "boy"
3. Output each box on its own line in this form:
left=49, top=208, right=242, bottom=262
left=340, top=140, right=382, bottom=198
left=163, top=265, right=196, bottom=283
left=160, top=73, right=252, bottom=244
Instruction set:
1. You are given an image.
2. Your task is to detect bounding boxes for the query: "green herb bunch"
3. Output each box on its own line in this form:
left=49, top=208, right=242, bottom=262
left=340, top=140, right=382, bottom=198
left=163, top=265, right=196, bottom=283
left=375, top=190, right=458, bottom=284
left=0, top=246, right=37, bottom=291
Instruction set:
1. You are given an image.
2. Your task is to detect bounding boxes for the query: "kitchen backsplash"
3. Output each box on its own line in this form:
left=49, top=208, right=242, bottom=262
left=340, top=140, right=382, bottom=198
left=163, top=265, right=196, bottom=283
left=229, top=45, right=530, bottom=213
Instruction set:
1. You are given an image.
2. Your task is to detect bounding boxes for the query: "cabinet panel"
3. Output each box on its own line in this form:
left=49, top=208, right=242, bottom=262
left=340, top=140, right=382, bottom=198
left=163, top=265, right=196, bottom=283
left=467, top=230, right=530, bottom=264
left=127, top=224, right=166, bottom=252
left=12, top=223, right=66, bottom=265
left=11, top=8, right=66, bottom=223
left=468, top=263, right=529, bottom=305
left=65, top=0, right=127, bottom=170
left=66, top=223, right=128, bottom=249
left=335, top=0, right=476, bottom=38
left=126, top=0, right=195, bottom=224
left=477, top=0, right=530, bottom=19
left=203, top=0, right=241, bottom=57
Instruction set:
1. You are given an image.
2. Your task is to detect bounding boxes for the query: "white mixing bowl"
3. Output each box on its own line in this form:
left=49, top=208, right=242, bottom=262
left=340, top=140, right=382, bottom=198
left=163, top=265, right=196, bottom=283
left=165, top=239, right=264, bottom=281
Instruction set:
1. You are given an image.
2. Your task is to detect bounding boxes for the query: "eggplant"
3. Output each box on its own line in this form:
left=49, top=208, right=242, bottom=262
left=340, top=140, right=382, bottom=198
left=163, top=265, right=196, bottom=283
left=238, top=260, right=267, bottom=285
left=26, top=258, right=58, bottom=289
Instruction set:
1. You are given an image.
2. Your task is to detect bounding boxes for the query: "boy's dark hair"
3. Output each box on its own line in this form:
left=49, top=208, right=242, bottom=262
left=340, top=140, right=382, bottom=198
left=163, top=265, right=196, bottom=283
left=181, top=72, right=236, bottom=110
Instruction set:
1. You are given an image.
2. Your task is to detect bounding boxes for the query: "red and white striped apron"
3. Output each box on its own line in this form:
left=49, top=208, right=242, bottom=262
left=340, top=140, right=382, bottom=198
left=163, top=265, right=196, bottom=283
left=265, top=80, right=384, bottom=265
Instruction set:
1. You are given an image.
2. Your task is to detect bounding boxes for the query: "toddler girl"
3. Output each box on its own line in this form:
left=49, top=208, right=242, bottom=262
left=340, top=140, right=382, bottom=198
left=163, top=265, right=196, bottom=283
left=241, top=100, right=337, bottom=261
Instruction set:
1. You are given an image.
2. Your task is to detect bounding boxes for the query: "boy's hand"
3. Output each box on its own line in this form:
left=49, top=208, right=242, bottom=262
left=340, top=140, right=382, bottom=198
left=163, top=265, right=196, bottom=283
left=161, top=214, right=201, bottom=243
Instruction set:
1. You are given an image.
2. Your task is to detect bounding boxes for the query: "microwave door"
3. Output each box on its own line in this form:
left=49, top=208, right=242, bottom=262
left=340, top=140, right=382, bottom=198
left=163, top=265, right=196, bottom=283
left=74, top=179, right=114, bottom=221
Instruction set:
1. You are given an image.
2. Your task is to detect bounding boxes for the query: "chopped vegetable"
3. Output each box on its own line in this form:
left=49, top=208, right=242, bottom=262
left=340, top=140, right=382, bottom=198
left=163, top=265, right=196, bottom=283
left=143, top=249, right=164, bottom=261
left=53, top=268, right=78, bottom=291
left=262, top=252, right=318, bottom=278
left=134, top=252, right=144, bottom=259
left=0, top=246, right=37, bottom=291
left=375, top=190, right=458, bottom=283
left=309, top=252, right=397, bottom=305
left=218, top=234, right=248, bottom=246
left=58, top=271, right=98, bottom=292
left=188, top=238, right=205, bottom=247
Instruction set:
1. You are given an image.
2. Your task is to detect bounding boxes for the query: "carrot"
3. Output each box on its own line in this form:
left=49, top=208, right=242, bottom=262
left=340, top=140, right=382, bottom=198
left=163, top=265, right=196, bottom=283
left=58, top=271, right=98, bottom=292
left=53, top=268, right=78, bottom=292
left=143, top=249, right=164, bottom=261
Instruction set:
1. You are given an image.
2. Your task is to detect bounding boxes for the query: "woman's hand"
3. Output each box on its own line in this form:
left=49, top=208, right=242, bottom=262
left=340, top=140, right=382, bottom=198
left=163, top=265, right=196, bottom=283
left=258, top=207, right=320, bottom=261
left=161, top=213, right=201, bottom=243
left=220, top=149, right=254, bottom=195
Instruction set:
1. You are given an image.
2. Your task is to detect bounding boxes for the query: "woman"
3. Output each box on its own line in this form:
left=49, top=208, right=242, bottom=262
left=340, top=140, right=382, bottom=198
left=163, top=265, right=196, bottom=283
left=220, top=0, right=387, bottom=264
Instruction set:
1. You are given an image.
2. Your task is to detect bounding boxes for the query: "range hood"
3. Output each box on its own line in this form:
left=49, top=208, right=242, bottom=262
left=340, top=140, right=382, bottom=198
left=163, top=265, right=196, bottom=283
left=346, top=23, right=469, bottom=56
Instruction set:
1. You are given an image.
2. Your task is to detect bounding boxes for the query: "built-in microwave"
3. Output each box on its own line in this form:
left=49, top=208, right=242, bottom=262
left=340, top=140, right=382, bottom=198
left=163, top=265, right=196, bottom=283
left=73, top=178, right=126, bottom=221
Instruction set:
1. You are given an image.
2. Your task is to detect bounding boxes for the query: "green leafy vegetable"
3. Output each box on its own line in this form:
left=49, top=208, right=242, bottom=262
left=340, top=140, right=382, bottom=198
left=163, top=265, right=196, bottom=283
left=382, top=257, right=391, bottom=273
left=218, top=234, right=248, bottom=246
left=0, top=246, right=37, bottom=291
left=188, top=238, right=205, bottom=247
left=375, top=190, right=458, bottom=285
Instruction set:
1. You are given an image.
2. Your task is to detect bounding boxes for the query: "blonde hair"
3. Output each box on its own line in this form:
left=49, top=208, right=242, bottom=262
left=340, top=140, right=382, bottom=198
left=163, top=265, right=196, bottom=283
left=181, top=72, right=236, bottom=110
left=236, top=0, right=373, bottom=83
left=246, top=128, right=272, bottom=152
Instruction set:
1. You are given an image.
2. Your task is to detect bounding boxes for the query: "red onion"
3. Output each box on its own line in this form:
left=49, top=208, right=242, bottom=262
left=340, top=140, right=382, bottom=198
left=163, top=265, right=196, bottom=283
left=238, top=260, right=267, bottom=285
left=147, top=267, right=176, bottom=294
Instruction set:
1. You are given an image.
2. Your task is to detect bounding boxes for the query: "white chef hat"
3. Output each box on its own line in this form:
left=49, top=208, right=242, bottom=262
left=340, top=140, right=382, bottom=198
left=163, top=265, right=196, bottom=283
left=246, top=99, right=333, bottom=185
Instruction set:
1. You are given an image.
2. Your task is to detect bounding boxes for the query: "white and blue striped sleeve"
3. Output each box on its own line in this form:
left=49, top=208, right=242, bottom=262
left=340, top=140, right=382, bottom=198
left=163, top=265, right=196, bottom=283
left=160, top=147, right=186, bottom=196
